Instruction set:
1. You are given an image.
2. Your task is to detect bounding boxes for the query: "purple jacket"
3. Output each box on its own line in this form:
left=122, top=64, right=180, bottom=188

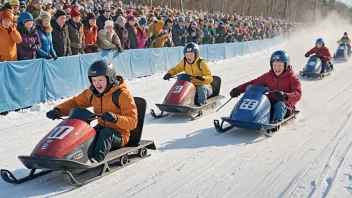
left=16, top=24, right=41, bottom=60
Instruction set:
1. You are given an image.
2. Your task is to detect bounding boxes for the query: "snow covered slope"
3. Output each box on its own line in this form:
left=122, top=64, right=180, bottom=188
left=1, top=18, right=352, bottom=198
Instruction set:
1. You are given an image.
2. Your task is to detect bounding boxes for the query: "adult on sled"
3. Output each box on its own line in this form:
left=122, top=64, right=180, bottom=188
left=163, top=42, right=213, bottom=106
left=229, top=50, right=302, bottom=124
left=305, top=38, right=333, bottom=73
left=337, top=32, right=351, bottom=55
left=46, top=60, right=137, bottom=163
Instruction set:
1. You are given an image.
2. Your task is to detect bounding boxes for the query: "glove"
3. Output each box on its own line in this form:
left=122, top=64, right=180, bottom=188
left=46, top=109, right=59, bottom=120
left=194, top=76, right=205, bottom=81
left=316, top=54, right=323, bottom=58
left=23, top=45, right=31, bottom=51
left=8, top=24, right=15, bottom=34
left=163, top=73, right=172, bottom=80
left=304, top=53, right=310, bottom=58
left=30, top=45, right=37, bottom=51
left=150, top=34, right=157, bottom=40
left=53, top=55, right=58, bottom=60
left=230, top=88, right=241, bottom=98
left=102, top=112, right=118, bottom=124
left=46, top=55, right=53, bottom=59
left=274, top=90, right=288, bottom=100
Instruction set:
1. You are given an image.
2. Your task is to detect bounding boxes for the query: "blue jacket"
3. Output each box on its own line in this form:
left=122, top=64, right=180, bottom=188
left=36, top=25, right=57, bottom=58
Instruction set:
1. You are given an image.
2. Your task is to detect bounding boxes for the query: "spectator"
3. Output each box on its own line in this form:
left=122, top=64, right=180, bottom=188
left=83, top=12, right=100, bottom=53
left=187, top=21, right=202, bottom=44
left=36, top=11, right=57, bottom=60
left=164, top=18, right=173, bottom=47
left=136, top=17, right=147, bottom=49
left=172, top=16, right=187, bottom=47
left=67, top=6, right=84, bottom=55
left=51, top=10, right=71, bottom=57
left=26, top=0, right=41, bottom=19
left=0, top=10, right=22, bottom=62
left=96, top=4, right=112, bottom=30
left=42, top=0, right=56, bottom=17
left=16, top=12, right=41, bottom=60
left=154, top=26, right=168, bottom=48
left=98, top=20, right=122, bottom=51
left=19, top=1, right=26, bottom=13
left=114, top=16, right=128, bottom=50
left=125, top=15, right=138, bottom=49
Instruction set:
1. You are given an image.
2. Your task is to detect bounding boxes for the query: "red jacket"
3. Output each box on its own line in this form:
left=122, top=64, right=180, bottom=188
left=306, top=46, right=332, bottom=62
left=237, top=66, right=302, bottom=114
left=83, top=24, right=98, bottom=53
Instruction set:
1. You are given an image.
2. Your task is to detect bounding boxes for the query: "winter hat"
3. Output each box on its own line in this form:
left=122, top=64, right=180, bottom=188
left=9, top=0, right=19, bottom=7
left=31, top=0, right=41, bottom=4
left=155, top=20, right=164, bottom=32
left=42, top=0, right=52, bottom=6
left=104, top=20, right=113, bottom=28
left=0, top=10, right=14, bottom=22
left=54, top=10, right=66, bottom=19
left=18, top=12, right=33, bottom=23
left=70, top=6, right=81, bottom=18
left=126, top=14, right=135, bottom=22
left=116, top=16, right=125, bottom=24
left=138, top=17, right=147, bottom=26
left=38, top=11, right=51, bottom=20
left=103, top=3, right=111, bottom=12
left=86, top=12, right=96, bottom=20
left=19, top=1, right=26, bottom=7
left=117, top=8, right=124, bottom=15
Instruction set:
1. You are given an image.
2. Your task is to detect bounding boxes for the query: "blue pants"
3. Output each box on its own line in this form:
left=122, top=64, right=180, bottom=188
left=271, top=101, right=291, bottom=121
left=196, top=85, right=213, bottom=104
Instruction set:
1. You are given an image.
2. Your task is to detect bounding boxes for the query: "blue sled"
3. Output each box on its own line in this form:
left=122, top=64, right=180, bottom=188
left=214, top=85, right=299, bottom=137
left=333, top=43, right=350, bottom=61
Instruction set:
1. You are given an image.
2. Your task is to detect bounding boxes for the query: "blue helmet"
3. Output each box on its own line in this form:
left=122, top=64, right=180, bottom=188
left=316, top=38, right=325, bottom=45
left=270, top=50, right=290, bottom=71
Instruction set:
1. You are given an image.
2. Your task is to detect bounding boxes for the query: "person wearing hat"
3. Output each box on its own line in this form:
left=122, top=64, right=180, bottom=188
left=9, top=0, right=21, bottom=22
left=19, top=1, right=26, bottom=13
left=83, top=12, right=99, bottom=53
left=36, top=11, right=57, bottom=60
left=67, top=6, right=84, bottom=55
left=113, top=16, right=128, bottom=50
left=96, top=3, right=112, bottom=30
left=163, top=17, right=173, bottom=47
left=136, top=16, right=147, bottom=49
left=16, top=12, right=41, bottom=60
left=187, top=20, right=202, bottom=44
left=337, top=32, right=352, bottom=55
left=26, top=0, right=41, bottom=19
left=42, top=0, right=56, bottom=17
left=125, top=14, right=137, bottom=49
left=154, top=25, right=169, bottom=48
left=51, top=9, right=72, bottom=57
left=0, top=10, right=22, bottom=62
left=145, top=19, right=163, bottom=48
left=172, top=15, right=187, bottom=47
left=98, top=20, right=122, bottom=52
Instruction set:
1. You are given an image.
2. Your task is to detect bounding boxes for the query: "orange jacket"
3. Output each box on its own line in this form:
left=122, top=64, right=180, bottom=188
left=55, top=76, right=137, bottom=147
left=0, top=24, right=22, bottom=62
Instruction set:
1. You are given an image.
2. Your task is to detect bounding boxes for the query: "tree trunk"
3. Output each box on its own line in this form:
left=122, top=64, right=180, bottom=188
left=241, top=0, right=245, bottom=15
left=313, top=0, right=319, bottom=21
left=283, top=0, right=289, bottom=20
left=180, top=0, right=184, bottom=13
left=270, top=0, right=275, bottom=17
left=298, top=0, right=304, bottom=21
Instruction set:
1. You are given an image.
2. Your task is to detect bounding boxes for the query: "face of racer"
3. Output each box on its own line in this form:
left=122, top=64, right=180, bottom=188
left=185, top=52, right=196, bottom=63
left=91, top=75, right=108, bottom=93
left=272, top=62, right=285, bottom=76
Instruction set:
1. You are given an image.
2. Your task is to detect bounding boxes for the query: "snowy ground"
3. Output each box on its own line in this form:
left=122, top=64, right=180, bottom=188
left=1, top=18, right=352, bottom=198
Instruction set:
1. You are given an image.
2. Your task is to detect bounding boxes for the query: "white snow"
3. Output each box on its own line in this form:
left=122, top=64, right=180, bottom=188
left=2, top=16, right=352, bottom=198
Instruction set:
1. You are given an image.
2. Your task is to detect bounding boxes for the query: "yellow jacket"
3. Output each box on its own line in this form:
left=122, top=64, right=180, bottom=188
left=337, top=37, right=351, bottom=44
left=167, top=56, right=213, bottom=86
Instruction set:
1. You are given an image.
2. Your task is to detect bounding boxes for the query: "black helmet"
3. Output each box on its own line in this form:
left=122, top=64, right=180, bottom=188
left=88, top=60, right=116, bottom=84
left=344, top=32, right=348, bottom=36
left=184, top=42, right=200, bottom=58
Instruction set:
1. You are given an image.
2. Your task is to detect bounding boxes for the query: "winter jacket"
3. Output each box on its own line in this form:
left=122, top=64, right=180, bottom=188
left=36, top=24, right=57, bottom=58
left=167, top=56, right=213, bottom=86
left=16, top=23, right=41, bottom=60
left=237, top=66, right=302, bottom=115
left=172, top=24, right=187, bottom=47
left=215, top=26, right=228, bottom=43
left=26, top=5, right=41, bottom=20
left=125, top=23, right=138, bottom=49
left=0, top=24, right=22, bottom=62
left=98, top=29, right=121, bottom=50
left=55, top=76, right=137, bottom=147
left=83, top=21, right=98, bottom=53
left=154, top=32, right=168, bottom=48
left=96, top=15, right=113, bottom=30
left=114, top=24, right=129, bottom=50
left=337, top=37, right=351, bottom=45
left=187, top=27, right=201, bottom=44
left=305, top=46, right=332, bottom=62
left=136, top=26, right=148, bottom=49
left=67, top=19, right=85, bottom=55
left=51, top=19, right=72, bottom=57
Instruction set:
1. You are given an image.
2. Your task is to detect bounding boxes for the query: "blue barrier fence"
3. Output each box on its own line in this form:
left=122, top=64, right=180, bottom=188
left=0, top=36, right=283, bottom=112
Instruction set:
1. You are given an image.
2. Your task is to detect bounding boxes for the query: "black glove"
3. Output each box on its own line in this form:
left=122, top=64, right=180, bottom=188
left=230, top=88, right=241, bottom=98
left=304, top=53, right=310, bottom=58
left=316, top=54, right=323, bottom=58
left=274, top=90, right=288, bottom=100
left=46, top=109, right=59, bottom=120
left=150, top=34, right=157, bottom=41
left=23, top=45, right=31, bottom=51
left=30, top=44, right=37, bottom=51
left=102, top=112, right=118, bottom=124
left=53, top=55, right=58, bottom=60
left=46, top=55, right=53, bottom=59
left=195, top=76, right=205, bottom=81
left=163, top=73, right=172, bottom=80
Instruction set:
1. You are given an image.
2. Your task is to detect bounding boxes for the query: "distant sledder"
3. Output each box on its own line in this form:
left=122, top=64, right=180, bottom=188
left=150, top=42, right=225, bottom=120
left=214, top=50, right=301, bottom=137
left=300, top=38, right=333, bottom=78
left=333, top=32, right=351, bottom=60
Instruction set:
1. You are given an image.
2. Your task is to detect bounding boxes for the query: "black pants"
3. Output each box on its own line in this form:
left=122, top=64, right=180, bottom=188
left=91, top=125, right=122, bottom=162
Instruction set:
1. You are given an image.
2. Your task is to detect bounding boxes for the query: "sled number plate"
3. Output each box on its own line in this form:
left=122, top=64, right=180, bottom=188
left=173, top=85, right=183, bottom=93
left=309, top=62, right=315, bottom=66
left=48, top=126, right=75, bottom=140
left=239, top=99, right=259, bottom=110
left=340, top=46, right=345, bottom=50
